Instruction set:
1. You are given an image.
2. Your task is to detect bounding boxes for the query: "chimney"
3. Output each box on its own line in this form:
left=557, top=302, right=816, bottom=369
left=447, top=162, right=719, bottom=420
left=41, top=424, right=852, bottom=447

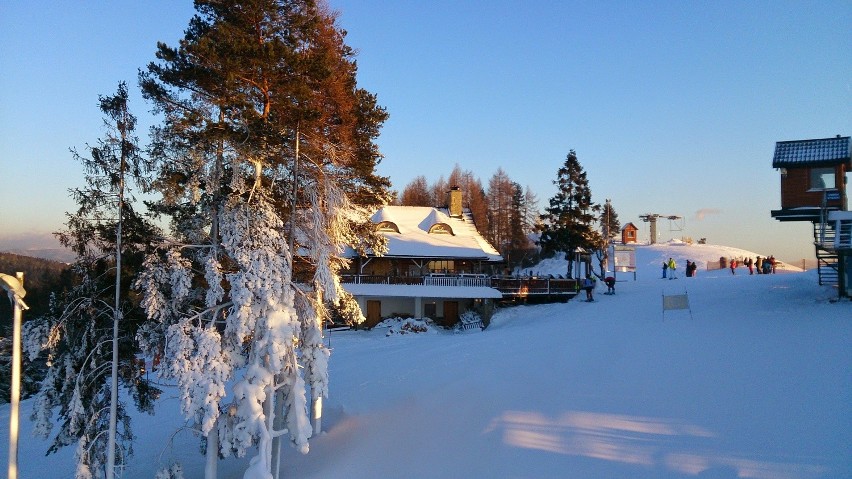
left=447, top=186, right=463, bottom=217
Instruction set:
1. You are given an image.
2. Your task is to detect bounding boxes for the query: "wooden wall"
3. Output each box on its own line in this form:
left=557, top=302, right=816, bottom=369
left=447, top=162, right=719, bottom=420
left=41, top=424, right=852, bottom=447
left=780, top=164, right=847, bottom=209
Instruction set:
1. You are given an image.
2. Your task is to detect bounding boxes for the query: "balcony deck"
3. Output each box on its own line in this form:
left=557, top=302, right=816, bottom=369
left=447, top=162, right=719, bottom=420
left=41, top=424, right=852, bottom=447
left=341, top=274, right=579, bottom=302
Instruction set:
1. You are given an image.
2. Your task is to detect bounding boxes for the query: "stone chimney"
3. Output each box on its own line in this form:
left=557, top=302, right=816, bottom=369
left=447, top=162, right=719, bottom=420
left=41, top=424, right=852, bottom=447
left=447, top=186, right=463, bottom=217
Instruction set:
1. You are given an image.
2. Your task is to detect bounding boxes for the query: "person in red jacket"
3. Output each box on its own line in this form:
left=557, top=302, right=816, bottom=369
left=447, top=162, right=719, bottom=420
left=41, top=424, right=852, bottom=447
left=604, top=276, right=616, bottom=295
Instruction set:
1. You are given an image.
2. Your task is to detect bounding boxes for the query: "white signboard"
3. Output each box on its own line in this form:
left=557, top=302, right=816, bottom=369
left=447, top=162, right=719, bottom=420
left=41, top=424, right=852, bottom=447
left=613, top=245, right=636, bottom=272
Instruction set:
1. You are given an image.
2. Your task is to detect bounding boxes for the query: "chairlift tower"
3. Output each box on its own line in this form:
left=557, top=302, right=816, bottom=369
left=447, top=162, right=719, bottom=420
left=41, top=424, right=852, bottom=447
left=639, top=213, right=682, bottom=244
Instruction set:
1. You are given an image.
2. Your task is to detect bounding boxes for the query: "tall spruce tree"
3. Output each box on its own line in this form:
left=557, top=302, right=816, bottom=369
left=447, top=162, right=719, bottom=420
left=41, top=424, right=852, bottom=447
left=25, top=82, right=160, bottom=479
left=600, top=199, right=620, bottom=242
left=539, top=150, right=600, bottom=277
left=136, top=1, right=389, bottom=477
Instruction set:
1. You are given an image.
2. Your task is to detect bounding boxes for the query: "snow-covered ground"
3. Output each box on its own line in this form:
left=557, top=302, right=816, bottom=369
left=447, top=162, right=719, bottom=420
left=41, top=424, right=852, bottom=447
left=2, top=242, right=850, bottom=478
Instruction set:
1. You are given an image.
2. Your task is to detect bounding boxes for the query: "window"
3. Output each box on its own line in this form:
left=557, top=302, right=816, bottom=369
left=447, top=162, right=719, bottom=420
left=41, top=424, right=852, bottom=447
left=809, top=168, right=835, bottom=190
left=428, top=222, right=453, bottom=235
left=428, top=260, right=455, bottom=274
left=377, top=221, right=399, bottom=233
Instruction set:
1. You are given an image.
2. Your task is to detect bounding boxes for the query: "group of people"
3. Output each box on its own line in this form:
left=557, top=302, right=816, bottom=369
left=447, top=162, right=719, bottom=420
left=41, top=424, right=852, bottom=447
left=736, top=256, right=776, bottom=275
left=662, top=257, right=699, bottom=278
left=586, top=253, right=779, bottom=302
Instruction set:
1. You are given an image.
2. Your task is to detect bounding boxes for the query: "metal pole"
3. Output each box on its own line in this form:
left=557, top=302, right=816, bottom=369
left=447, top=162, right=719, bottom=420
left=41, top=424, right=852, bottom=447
left=8, top=272, right=25, bottom=479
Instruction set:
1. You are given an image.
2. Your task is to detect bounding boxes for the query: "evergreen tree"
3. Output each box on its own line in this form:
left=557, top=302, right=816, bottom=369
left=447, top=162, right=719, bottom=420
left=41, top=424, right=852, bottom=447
left=25, top=82, right=160, bottom=479
left=136, top=1, right=389, bottom=477
left=600, top=199, right=620, bottom=242
left=538, top=150, right=601, bottom=277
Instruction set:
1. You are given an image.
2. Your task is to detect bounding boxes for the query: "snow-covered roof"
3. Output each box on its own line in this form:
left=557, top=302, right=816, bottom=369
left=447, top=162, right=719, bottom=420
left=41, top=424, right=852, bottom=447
left=342, top=283, right=504, bottom=299
left=361, top=205, right=503, bottom=261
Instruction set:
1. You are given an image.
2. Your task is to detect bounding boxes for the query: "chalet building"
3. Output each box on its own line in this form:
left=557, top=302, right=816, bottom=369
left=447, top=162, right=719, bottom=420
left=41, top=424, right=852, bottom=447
left=621, top=222, right=639, bottom=244
left=342, top=188, right=577, bottom=327
left=771, top=135, right=850, bottom=297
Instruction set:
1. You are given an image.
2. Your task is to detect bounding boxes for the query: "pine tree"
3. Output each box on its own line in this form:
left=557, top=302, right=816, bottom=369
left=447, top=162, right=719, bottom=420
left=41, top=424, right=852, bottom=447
left=538, top=150, right=601, bottom=277
left=25, top=82, right=160, bottom=479
left=136, top=1, right=389, bottom=477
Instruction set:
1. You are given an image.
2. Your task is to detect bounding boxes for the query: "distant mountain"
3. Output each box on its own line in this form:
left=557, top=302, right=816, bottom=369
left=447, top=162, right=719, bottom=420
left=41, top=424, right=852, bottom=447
left=1, top=248, right=75, bottom=263
left=0, top=232, right=75, bottom=263
left=0, top=252, right=73, bottom=332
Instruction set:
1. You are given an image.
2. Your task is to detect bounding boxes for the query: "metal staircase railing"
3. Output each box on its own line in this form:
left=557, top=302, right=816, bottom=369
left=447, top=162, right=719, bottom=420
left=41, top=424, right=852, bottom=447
left=813, top=222, right=839, bottom=286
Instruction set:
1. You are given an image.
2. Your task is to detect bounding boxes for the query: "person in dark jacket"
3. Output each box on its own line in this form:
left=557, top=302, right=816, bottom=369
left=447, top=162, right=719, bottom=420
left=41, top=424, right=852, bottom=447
left=582, top=276, right=596, bottom=302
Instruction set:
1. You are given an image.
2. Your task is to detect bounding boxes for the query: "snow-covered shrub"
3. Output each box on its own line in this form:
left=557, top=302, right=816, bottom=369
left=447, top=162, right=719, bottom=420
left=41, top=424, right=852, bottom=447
left=154, top=462, right=184, bottom=479
left=378, top=317, right=435, bottom=336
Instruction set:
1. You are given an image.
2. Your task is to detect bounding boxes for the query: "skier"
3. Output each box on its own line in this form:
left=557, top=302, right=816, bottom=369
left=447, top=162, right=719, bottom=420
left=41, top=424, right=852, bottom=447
left=668, top=257, right=677, bottom=279
left=604, top=276, right=616, bottom=295
left=582, top=276, right=596, bottom=302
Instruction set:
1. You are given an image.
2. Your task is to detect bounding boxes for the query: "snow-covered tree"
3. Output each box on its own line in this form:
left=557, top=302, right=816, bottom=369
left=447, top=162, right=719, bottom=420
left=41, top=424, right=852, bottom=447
left=24, top=82, right=160, bottom=479
left=136, top=1, right=389, bottom=477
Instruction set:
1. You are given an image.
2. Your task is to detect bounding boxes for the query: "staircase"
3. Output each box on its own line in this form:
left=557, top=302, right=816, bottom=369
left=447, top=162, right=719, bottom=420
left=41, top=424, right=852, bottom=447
left=813, top=221, right=839, bottom=286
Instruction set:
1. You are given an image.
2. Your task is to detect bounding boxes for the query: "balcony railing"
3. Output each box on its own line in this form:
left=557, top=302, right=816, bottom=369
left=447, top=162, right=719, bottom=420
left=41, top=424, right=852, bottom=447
left=340, top=274, right=578, bottom=298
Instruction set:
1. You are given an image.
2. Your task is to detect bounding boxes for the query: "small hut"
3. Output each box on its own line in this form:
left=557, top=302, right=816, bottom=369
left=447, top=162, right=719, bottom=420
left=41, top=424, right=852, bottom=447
left=621, top=222, right=639, bottom=244
left=771, top=135, right=850, bottom=297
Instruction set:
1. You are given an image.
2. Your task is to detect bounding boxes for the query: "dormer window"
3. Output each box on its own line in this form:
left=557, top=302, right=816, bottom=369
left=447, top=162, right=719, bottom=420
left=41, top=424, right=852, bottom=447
left=377, top=221, right=400, bottom=233
left=429, top=223, right=454, bottom=235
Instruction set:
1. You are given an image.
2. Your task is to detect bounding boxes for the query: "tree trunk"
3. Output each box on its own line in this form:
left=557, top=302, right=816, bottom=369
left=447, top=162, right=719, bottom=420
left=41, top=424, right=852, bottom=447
left=205, top=420, right=218, bottom=479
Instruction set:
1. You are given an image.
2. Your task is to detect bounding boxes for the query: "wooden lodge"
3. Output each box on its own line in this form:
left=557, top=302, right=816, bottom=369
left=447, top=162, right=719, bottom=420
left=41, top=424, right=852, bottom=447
left=770, top=135, right=851, bottom=297
left=341, top=188, right=578, bottom=328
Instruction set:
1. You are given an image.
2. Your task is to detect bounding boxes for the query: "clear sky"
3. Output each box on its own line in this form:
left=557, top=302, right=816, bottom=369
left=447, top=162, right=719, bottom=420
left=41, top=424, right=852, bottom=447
left=1, top=1, right=850, bottom=264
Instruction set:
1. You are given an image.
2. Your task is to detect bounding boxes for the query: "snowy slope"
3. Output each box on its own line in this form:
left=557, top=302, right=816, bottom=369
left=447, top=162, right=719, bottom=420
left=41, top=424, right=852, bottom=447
left=1, top=243, right=850, bottom=479
left=523, top=240, right=803, bottom=278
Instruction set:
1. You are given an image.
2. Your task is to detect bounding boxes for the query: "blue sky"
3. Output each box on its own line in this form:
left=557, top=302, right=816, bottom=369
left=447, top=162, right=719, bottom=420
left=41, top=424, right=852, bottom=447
left=1, top=1, right=850, bottom=264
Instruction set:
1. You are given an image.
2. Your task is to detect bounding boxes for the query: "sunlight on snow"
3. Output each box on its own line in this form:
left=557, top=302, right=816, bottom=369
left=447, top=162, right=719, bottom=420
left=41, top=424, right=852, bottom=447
left=485, top=410, right=828, bottom=479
